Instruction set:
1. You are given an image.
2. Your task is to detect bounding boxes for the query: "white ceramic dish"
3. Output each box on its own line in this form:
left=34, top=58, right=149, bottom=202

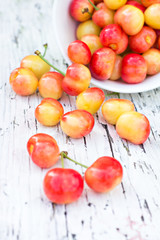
left=53, top=0, right=160, bottom=93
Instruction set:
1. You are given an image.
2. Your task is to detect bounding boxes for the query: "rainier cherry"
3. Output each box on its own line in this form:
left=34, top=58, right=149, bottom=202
left=35, top=98, right=64, bottom=127
left=39, top=72, right=64, bottom=99
left=92, top=2, right=115, bottom=28
left=9, top=67, right=38, bottom=96
left=144, top=4, right=160, bottom=29
left=110, top=55, right=122, bottom=81
left=121, top=53, right=147, bottom=84
left=68, top=40, right=91, bottom=65
left=100, top=24, right=128, bottom=55
left=20, top=54, right=50, bottom=80
left=116, top=111, right=150, bottom=144
left=114, top=5, right=144, bottom=35
left=76, top=20, right=101, bottom=40
left=76, top=87, right=105, bottom=114
left=129, top=26, right=156, bottom=53
left=69, top=0, right=94, bottom=22
left=81, top=34, right=103, bottom=55
left=85, top=156, right=123, bottom=193
left=27, top=133, right=60, bottom=168
left=60, top=109, right=94, bottom=138
left=142, top=48, right=160, bottom=75
left=104, top=0, right=127, bottom=10
left=62, top=63, right=91, bottom=96
left=89, top=48, right=116, bottom=80
left=43, top=168, right=84, bottom=204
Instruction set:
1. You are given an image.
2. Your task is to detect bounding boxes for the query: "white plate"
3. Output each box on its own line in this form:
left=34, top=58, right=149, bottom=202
left=53, top=0, right=160, bottom=93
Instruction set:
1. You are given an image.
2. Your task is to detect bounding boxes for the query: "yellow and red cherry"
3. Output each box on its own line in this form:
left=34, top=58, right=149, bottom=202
left=35, top=98, right=64, bottom=127
left=81, top=34, right=103, bottom=55
left=89, top=47, right=116, bottom=80
left=104, top=0, right=127, bottom=10
left=69, top=0, right=94, bottom=22
left=102, top=98, right=135, bottom=125
left=62, top=63, right=91, bottom=96
left=144, top=4, right=160, bottom=29
left=85, top=156, right=123, bottom=193
left=27, top=133, right=60, bottom=168
left=142, top=48, right=160, bottom=75
left=68, top=40, right=91, bottom=65
left=76, top=87, right=105, bottom=114
left=43, top=168, right=84, bottom=204
left=100, top=24, right=128, bottom=54
left=20, top=55, right=50, bottom=80
left=129, top=26, right=156, bottom=53
left=110, top=55, right=122, bottom=81
left=92, top=2, right=115, bottom=28
left=76, top=20, right=101, bottom=40
left=116, top=111, right=150, bottom=145
left=114, top=5, right=144, bottom=35
left=60, top=109, right=94, bottom=138
left=127, top=0, right=146, bottom=12
left=39, top=72, right=64, bottom=99
left=9, top=67, right=38, bottom=96
left=141, top=0, right=160, bottom=7
left=121, top=53, right=147, bottom=84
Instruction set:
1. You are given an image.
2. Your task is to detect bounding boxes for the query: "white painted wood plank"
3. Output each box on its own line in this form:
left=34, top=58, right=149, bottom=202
left=1, top=0, right=160, bottom=240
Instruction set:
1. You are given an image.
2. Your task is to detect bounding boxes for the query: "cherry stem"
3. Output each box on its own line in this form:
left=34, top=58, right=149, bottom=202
left=43, top=43, right=48, bottom=57
left=60, top=151, right=88, bottom=169
left=35, top=50, right=65, bottom=76
left=88, top=0, right=99, bottom=10
left=82, top=8, right=92, bottom=16
left=61, top=152, right=65, bottom=168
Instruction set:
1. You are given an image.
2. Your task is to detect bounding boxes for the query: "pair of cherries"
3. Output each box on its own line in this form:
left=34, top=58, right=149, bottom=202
left=27, top=133, right=123, bottom=204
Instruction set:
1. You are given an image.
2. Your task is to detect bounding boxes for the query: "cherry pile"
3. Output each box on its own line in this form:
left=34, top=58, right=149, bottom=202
left=70, top=0, right=160, bottom=83
left=9, top=0, right=156, bottom=204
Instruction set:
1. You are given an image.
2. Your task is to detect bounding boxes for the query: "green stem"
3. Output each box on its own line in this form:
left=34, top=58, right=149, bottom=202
left=60, top=152, right=65, bottom=168
left=61, top=151, right=88, bottom=169
left=43, top=43, right=48, bottom=57
left=88, top=0, right=99, bottom=11
left=35, top=50, right=65, bottom=76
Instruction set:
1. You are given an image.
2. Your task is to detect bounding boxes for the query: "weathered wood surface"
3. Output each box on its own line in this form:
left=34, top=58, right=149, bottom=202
left=0, top=0, right=160, bottom=239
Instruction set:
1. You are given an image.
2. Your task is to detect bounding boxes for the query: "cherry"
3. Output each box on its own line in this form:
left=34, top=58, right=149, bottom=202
left=43, top=151, right=84, bottom=204
left=100, top=24, right=128, bottom=55
left=69, top=0, right=94, bottom=22
left=76, top=87, right=105, bottom=114
left=68, top=40, right=91, bottom=65
left=9, top=67, right=38, bottom=96
left=121, top=53, right=147, bottom=84
left=27, top=133, right=60, bottom=168
left=39, top=72, right=64, bottom=99
left=116, top=111, right=150, bottom=144
left=35, top=98, right=64, bottom=127
left=85, top=156, right=123, bottom=193
left=89, top=47, right=116, bottom=80
left=60, top=109, right=94, bottom=138
left=43, top=168, right=84, bottom=204
left=20, top=44, right=50, bottom=79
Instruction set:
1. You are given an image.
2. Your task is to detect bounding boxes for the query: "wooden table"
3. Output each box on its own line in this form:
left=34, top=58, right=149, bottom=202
left=1, top=0, right=160, bottom=239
